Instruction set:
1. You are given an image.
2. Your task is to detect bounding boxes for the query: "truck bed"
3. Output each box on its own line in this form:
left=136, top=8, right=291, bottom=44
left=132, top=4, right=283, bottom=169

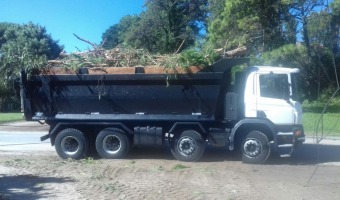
left=23, top=72, right=226, bottom=120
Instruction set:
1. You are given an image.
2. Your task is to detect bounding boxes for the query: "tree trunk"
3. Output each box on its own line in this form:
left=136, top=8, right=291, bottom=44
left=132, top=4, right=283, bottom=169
left=331, top=15, right=340, bottom=55
left=302, top=17, right=312, bottom=58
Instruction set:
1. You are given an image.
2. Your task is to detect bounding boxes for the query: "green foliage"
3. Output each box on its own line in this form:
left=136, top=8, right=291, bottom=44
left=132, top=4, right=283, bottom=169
left=257, top=43, right=338, bottom=101
left=0, top=22, right=62, bottom=77
left=303, top=99, right=340, bottom=113
left=178, top=50, right=210, bottom=67
left=101, top=15, right=140, bottom=49
left=207, top=0, right=337, bottom=59
left=302, top=89, right=340, bottom=113
left=208, top=0, right=290, bottom=53
left=102, top=0, right=208, bottom=54
left=0, top=82, right=10, bottom=99
left=308, top=11, right=333, bottom=48
left=258, top=44, right=307, bottom=66
left=177, top=46, right=219, bottom=67
left=207, top=0, right=225, bottom=26
left=0, top=22, right=63, bottom=111
left=330, top=0, right=340, bottom=55
left=331, top=0, right=340, bottom=13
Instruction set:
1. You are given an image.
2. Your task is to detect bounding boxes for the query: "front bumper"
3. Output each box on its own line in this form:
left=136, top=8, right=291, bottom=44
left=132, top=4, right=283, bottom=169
left=276, top=125, right=305, bottom=157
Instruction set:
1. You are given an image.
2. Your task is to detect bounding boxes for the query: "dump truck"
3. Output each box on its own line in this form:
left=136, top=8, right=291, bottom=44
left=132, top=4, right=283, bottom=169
left=20, top=58, right=305, bottom=164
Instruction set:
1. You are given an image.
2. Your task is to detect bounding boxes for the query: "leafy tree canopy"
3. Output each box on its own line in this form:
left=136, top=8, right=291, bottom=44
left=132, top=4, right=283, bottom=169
left=102, top=0, right=208, bottom=54
left=208, top=0, right=294, bottom=53
left=0, top=22, right=63, bottom=109
left=0, top=22, right=62, bottom=78
left=101, top=15, right=140, bottom=49
left=258, top=43, right=336, bottom=101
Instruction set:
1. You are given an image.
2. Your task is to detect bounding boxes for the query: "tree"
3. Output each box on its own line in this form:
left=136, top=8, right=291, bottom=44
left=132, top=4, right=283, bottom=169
left=288, top=0, right=325, bottom=57
left=102, top=0, right=208, bottom=53
left=206, top=0, right=225, bottom=26
left=139, top=0, right=208, bottom=53
left=259, top=44, right=335, bottom=101
left=208, top=0, right=291, bottom=54
left=0, top=22, right=62, bottom=76
left=308, top=11, right=330, bottom=45
left=0, top=22, right=63, bottom=111
left=330, top=0, right=340, bottom=54
left=101, top=15, right=140, bottom=49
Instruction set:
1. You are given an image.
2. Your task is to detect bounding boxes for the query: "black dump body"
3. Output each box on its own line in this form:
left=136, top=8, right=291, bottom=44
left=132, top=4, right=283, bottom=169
left=21, top=59, right=249, bottom=121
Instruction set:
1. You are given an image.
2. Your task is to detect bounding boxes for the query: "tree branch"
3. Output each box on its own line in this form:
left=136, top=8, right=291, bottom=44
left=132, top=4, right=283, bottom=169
left=174, top=39, right=185, bottom=54
left=73, top=33, right=97, bottom=49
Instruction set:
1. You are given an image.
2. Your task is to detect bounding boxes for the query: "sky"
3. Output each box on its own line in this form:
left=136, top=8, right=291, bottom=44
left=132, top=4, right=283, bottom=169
left=0, top=0, right=145, bottom=53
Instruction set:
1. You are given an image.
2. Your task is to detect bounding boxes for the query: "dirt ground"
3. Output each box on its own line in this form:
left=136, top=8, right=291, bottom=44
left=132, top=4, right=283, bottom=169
left=0, top=147, right=340, bottom=200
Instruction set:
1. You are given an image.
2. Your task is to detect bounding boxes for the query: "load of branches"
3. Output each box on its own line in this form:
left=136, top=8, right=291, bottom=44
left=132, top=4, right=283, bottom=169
left=44, top=34, right=247, bottom=74
left=48, top=45, right=159, bottom=68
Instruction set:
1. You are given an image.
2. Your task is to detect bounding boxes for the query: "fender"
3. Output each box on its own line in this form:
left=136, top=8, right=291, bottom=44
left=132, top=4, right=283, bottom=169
left=169, top=122, right=207, bottom=134
left=229, top=118, right=277, bottom=150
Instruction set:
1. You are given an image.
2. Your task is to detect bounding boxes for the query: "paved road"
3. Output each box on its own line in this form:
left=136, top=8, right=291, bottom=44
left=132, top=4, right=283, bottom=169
left=0, top=121, right=340, bottom=165
left=0, top=122, right=53, bottom=153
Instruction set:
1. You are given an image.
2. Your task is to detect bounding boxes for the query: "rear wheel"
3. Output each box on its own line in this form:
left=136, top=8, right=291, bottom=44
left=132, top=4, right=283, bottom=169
left=241, top=131, right=270, bottom=164
left=55, top=128, right=89, bottom=160
left=95, top=128, right=130, bottom=159
left=171, top=130, right=205, bottom=162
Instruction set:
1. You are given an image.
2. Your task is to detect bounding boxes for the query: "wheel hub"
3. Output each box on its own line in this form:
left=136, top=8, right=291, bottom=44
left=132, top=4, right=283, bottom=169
left=178, top=137, right=195, bottom=156
left=103, top=135, right=121, bottom=154
left=61, top=136, right=79, bottom=155
left=243, top=139, right=262, bottom=157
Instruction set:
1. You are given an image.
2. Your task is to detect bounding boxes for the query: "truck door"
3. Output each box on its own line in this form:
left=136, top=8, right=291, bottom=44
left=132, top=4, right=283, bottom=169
left=255, top=73, right=295, bottom=124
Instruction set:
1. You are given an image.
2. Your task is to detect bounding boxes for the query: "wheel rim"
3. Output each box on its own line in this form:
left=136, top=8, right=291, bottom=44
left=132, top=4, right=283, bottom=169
left=61, top=136, right=80, bottom=155
left=102, top=135, right=121, bottom=154
left=178, top=136, right=196, bottom=156
left=243, top=138, right=262, bottom=157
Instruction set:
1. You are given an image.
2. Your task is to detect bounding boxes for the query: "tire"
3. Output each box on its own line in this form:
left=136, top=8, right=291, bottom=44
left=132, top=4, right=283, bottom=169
left=171, top=130, right=205, bottom=162
left=241, top=131, right=271, bottom=164
left=55, top=128, right=89, bottom=160
left=95, top=128, right=130, bottom=159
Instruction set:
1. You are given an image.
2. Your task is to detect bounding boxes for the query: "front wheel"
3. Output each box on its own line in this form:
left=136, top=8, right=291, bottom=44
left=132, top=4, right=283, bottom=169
left=241, top=131, right=271, bottom=164
left=55, top=128, right=89, bottom=160
left=171, top=130, right=205, bottom=162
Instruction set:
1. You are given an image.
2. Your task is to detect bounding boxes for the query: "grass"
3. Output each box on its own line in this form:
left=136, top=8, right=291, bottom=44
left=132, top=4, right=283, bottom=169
left=0, top=112, right=23, bottom=123
left=81, top=157, right=95, bottom=165
left=303, top=112, right=340, bottom=137
left=172, top=163, right=190, bottom=171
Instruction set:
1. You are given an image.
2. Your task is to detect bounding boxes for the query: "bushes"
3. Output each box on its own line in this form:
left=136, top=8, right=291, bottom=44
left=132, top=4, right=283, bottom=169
left=302, top=87, right=340, bottom=113
left=303, top=100, right=340, bottom=113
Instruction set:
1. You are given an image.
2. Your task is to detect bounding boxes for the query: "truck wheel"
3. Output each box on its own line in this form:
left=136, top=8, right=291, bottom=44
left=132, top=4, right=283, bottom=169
left=95, top=128, right=130, bottom=159
left=55, top=128, right=89, bottom=160
left=171, top=130, right=205, bottom=162
left=241, top=131, right=270, bottom=164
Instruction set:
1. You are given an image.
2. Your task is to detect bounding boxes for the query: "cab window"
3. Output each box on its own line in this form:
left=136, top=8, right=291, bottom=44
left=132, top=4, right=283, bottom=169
left=259, top=74, right=289, bottom=100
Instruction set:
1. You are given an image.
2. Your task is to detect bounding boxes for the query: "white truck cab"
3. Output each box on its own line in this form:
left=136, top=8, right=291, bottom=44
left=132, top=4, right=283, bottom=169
left=232, top=66, right=305, bottom=160
left=244, top=66, right=302, bottom=125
